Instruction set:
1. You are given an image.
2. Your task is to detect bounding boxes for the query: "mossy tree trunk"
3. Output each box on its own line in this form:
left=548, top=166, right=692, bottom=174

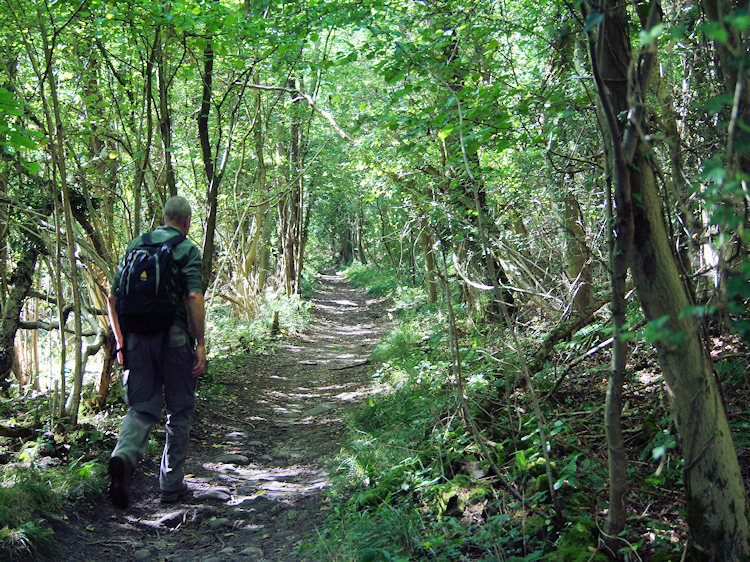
left=0, top=248, right=38, bottom=394
left=587, top=0, right=750, bottom=556
left=561, top=188, right=591, bottom=315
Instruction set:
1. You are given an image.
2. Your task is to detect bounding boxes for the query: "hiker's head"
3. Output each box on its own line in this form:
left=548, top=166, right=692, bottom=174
left=163, top=196, right=192, bottom=234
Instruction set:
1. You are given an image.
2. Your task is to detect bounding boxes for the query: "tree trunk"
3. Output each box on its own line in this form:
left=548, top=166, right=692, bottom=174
left=588, top=1, right=750, bottom=555
left=561, top=189, right=591, bottom=314
left=243, top=78, right=268, bottom=279
left=257, top=216, right=273, bottom=294
left=700, top=0, right=750, bottom=326
left=419, top=217, right=438, bottom=303
left=279, top=79, right=303, bottom=295
left=0, top=249, right=37, bottom=393
left=631, top=150, right=750, bottom=558
left=31, top=12, right=85, bottom=424
left=132, top=29, right=159, bottom=237
left=587, top=0, right=632, bottom=537
left=376, top=197, right=398, bottom=275
left=155, top=29, right=176, bottom=198
left=357, top=204, right=368, bottom=265
left=199, top=37, right=219, bottom=291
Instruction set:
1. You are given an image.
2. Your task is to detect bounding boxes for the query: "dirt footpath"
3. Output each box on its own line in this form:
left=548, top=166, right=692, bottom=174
left=53, top=273, right=390, bottom=561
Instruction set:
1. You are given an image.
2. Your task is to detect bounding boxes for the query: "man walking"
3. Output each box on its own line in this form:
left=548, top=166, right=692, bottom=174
left=106, top=195, right=206, bottom=508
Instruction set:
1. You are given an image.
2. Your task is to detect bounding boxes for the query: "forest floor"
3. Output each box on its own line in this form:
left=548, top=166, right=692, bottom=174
left=50, top=273, right=392, bottom=562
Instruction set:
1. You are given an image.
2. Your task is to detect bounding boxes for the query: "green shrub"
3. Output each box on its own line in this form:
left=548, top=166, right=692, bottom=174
left=548, top=517, right=607, bottom=561
left=0, top=472, right=57, bottom=556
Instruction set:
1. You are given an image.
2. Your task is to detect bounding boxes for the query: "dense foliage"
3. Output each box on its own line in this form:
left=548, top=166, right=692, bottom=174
left=1, top=0, right=749, bottom=558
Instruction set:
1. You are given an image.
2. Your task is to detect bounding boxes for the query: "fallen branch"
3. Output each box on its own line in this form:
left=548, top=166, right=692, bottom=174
left=545, top=318, right=647, bottom=399
left=0, top=422, right=35, bottom=438
left=524, top=288, right=637, bottom=379
left=330, top=360, right=371, bottom=371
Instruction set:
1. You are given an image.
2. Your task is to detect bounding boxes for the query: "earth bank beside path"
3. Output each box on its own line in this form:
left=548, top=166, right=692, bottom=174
left=50, top=273, right=390, bottom=562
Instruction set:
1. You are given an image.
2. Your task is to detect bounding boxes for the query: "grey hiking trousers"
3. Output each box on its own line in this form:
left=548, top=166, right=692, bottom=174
left=111, top=325, right=196, bottom=493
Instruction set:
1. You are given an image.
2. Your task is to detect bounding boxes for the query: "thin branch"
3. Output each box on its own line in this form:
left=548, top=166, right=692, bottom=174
left=246, top=84, right=354, bottom=142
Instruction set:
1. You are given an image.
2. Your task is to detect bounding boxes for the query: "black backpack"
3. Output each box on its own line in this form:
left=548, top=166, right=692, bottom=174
left=115, top=232, right=186, bottom=335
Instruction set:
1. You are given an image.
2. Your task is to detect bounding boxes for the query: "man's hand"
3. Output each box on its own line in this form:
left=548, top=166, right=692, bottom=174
left=192, top=343, right=206, bottom=377
left=107, top=295, right=125, bottom=366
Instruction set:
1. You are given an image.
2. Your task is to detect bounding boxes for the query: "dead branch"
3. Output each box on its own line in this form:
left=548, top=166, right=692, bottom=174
left=0, top=422, right=35, bottom=439
left=526, top=293, right=613, bottom=377
left=330, top=360, right=371, bottom=371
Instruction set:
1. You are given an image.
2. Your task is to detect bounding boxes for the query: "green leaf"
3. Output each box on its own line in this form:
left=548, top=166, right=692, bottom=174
left=639, top=23, right=665, bottom=47
left=702, top=21, right=729, bottom=43
left=437, top=125, right=454, bottom=140
left=223, top=12, right=237, bottom=29
left=727, top=13, right=750, bottom=32
left=8, top=131, right=37, bottom=150
left=583, top=11, right=603, bottom=34
left=679, top=305, right=718, bottom=320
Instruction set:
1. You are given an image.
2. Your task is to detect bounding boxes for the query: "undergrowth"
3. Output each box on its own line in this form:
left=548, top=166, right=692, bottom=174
left=207, top=291, right=312, bottom=357
left=0, top=414, right=108, bottom=558
left=304, top=262, right=707, bottom=560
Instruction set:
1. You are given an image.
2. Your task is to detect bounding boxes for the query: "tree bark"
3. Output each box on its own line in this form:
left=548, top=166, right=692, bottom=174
left=562, top=189, right=591, bottom=314
left=0, top=248, right=38, bottom=393
left=39, top=16, right=85, bottom=425
left=357, top=203, right=368, bottom=265
left=420, top=216, right=438, bottom=303
left=199, top=36, right=218, bottom=290
left=279, top=79, right=304, bottom=295
left=586, top=0, right=632, bottom=536
left=155, top=29, right=176, bottom=198
left=588, top=0, right=750, bottom=555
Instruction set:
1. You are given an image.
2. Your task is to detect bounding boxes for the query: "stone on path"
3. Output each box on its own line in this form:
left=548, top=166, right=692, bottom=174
left=157, top=510, right=186, bottom=528
left=194, top=488, right=232, bottom=502
left=236, top=483, right=258, bottom=495
left=303, top=403, right=335, bottom=417
left=208, top=517, right=231, bottom=529
left=215, top=453, right=251, bottom=465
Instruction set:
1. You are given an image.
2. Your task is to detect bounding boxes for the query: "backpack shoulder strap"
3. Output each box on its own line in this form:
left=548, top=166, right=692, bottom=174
left=140, top=232, right=153, bottom=246
left=164, top=234, right=187, bottom=247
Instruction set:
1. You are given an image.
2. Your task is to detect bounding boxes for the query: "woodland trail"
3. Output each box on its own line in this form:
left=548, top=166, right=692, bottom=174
left=51, top=273, right=391, bottom=562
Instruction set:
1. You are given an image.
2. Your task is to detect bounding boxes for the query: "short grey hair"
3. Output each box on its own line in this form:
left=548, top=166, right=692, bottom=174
left=163, top=196, right=192, bottom=223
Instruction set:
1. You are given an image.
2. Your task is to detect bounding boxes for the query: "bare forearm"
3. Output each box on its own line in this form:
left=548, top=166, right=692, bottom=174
left=106, top=295, right=123, bottom=347
left=187, top=292, right=205, bottom=345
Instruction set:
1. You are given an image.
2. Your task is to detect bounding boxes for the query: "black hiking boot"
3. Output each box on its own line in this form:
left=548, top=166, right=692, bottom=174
left=160, top=483, right=188, bottom=504
left=108, top=455, right=132, bottom=509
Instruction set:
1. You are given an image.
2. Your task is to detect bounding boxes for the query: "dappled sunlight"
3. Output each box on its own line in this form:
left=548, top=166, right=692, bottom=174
left=265, top=389, right=324, bottom=400
left=316, top=300, right=358, bottom=311
left=335, top=386, right=386, bottom=401
left=637, top=369, right=662, bottom=387
left=60, top=273, right=389, bottom=560
left=295, top=415, right=344, bottom=426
